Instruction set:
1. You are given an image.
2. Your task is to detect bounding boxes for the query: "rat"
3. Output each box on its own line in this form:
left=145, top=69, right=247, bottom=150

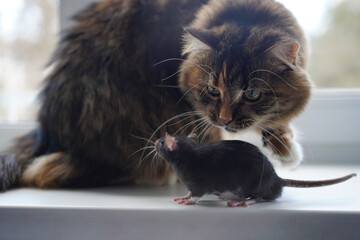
left=155, top=133, right=357, bottom=207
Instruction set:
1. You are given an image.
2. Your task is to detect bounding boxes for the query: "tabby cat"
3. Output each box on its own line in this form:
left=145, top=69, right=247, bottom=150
left=0, top=0, right=311, bottom=191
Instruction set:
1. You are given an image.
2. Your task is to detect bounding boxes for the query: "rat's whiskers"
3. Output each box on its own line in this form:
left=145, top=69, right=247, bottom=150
left=130, top=134, right=155, bottom=144
left=138, top=148, right=157, bottom=168
left=141, top=111, right=205, bottom=160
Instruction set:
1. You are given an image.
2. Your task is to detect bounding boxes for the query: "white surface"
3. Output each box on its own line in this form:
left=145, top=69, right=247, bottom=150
left=0, top=165, right=359, bottom=240
left=0, top=165, right=359, bottom=211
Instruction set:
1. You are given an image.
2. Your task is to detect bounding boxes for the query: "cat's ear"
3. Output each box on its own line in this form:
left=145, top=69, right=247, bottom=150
left=266, top=40, right=300, bottom=68
left=182, top=27, right=222, bottom=55
left=165, top=132, right=177, bottom=151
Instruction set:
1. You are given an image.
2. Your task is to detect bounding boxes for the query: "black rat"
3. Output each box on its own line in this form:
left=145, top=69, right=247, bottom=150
left=155, top=133, right=357, bottom=207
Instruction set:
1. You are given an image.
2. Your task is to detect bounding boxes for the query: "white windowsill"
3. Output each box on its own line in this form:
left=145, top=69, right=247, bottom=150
left=0, top=165, right=359, bottom=240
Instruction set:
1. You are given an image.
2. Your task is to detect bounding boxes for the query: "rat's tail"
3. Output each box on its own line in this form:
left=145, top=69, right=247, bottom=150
left=283, top=173, right=357, bottom=188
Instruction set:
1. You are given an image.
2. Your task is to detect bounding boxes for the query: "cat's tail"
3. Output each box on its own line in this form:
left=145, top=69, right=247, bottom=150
left=0, top=129, right=41, bottom=191
left=0, top=129, right=126, bottom=191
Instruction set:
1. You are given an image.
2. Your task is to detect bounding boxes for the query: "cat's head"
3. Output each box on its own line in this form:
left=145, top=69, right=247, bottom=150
left=179, top=24, right=312, bottom=133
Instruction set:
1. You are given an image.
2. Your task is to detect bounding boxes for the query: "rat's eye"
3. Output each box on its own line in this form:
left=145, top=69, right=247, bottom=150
left=207, top=85, right=220, bottom=97
left=160, top=139, right=165, bottom=145
left=244, top=90, right=261, bottom=101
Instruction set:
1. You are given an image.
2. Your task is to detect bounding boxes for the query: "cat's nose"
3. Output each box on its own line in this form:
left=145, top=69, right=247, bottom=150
left=219, top=116, right=232, bottom=126
left=219, top=107, right=233, bottom=126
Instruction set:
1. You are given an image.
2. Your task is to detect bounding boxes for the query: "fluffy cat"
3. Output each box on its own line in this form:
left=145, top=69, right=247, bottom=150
left=180, top=0, right=311, bottom=167
left=0, top=0, right=311, bottom=191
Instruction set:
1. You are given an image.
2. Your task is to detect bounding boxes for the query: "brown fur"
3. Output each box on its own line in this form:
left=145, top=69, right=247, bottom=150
left=20, top=153, right=77, bottom=188
left=264, top=126, right=294, bottom=156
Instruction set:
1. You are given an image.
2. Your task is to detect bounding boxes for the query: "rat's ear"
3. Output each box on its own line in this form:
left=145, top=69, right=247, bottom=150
left=187, top=133, right=199, bottom=143
left=165, top=132, right=177, bottom=151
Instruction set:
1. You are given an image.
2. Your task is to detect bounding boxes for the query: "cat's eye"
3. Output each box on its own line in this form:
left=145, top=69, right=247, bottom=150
left=244, top=90, right=261, bottom=101
left=207, top=85, right=220, bottom=97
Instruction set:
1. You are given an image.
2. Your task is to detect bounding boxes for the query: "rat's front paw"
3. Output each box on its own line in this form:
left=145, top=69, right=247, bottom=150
left=173, top=191, right=192, bottom=202
left=262, top=125, right=303, bottom=168
left=177, top=197, right=200, bottom=205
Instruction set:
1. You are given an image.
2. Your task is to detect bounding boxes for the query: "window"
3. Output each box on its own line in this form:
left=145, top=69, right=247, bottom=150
left=278, top=0, right=360, bottom=88
left=0, top=0, right=359, bottom=122
left=0, top=0, right=59, bottom=122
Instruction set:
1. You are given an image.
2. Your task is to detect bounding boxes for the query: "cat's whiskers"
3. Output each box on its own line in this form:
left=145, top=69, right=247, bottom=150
left=260, top=119, right=286, bottom=133
left=196, top=120, right=211, bottom=136
left=153, top=58, right=216, bottom=78
left=177, top=79, right=209, bottom=104
left=174, top=117, right=208, bottom=135
left=153, top=85, right=180, bottom=89
left=141, top=110, right=205, bottom=160
left=190, top=120, right=210, bottom=141
left=139, top=116, right=210, bottom=168
left=191, top=117, right=210, bottom=134
left=195, top=81, right=210, bottom=104
left=167, top=115, right=196, bottom=127
left=149, top=152, right=160, bottom=174
left=248, top=69, right=298, bottom=90
left=199, top=85, right=208, bottom=98
left=129, top=146, right=156, bottom=159
left=199, top=123, right=214, bottom=143
left=136, top=126, right=154, bottom=137
left=160, top=65, right=194, bottom=81
left=177, top=85, right=197, bottom=104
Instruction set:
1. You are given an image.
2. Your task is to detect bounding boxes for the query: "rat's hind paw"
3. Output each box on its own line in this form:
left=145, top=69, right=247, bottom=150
left=227, top=199, right=257, bottom=208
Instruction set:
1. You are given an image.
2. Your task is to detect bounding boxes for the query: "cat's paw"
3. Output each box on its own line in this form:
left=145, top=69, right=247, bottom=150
left=221, top=126, right=303, bottom=168
left=262, top=125, right=303, bottom=168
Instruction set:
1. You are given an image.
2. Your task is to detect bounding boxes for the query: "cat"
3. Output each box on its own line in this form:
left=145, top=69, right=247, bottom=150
left=0, top=0, right=311, bottom=191
left=179, top=0, right=312, bottom=167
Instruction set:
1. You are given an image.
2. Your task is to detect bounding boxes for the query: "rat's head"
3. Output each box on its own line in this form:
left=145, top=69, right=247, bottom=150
left=155, top=133, right=198, bottom=162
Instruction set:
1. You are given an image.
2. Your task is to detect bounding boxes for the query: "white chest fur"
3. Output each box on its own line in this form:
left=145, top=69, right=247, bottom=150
left=221, top=126, right=303, bottom=169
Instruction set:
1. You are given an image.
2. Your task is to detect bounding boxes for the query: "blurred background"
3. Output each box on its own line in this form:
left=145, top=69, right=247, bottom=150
left=0, top=0, right=359, bottom=122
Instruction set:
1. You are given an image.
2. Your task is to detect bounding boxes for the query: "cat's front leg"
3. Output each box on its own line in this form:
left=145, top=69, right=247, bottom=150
left=261, top=125, right=303, bottom=168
